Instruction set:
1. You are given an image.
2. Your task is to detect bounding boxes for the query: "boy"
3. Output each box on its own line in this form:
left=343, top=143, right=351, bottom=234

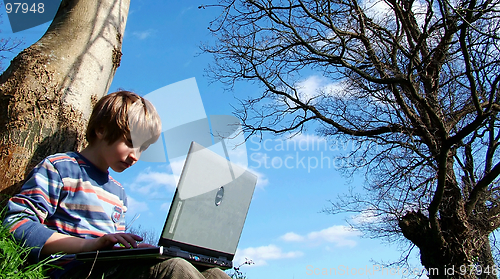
left=3, top=91, right=230, bottom=279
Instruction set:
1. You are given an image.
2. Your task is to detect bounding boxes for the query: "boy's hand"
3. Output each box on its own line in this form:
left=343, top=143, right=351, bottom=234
left=86, top=233, right=144, bottom=251
left=41, top=232, right=146, bottom=255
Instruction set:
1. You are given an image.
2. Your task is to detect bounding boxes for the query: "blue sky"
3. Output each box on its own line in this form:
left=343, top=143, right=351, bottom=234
left=0, top=1, right=428, bottom=278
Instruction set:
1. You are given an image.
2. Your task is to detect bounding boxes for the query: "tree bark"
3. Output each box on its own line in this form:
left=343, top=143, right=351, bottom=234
left=0, top=0, right=130, bottom=201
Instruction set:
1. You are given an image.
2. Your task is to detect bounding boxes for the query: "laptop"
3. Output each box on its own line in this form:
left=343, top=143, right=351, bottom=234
left=73, top=141, right=257, bottom=269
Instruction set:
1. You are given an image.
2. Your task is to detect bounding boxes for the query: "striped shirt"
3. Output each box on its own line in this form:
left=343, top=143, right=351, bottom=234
left=3, top=152, right=127, bottom=262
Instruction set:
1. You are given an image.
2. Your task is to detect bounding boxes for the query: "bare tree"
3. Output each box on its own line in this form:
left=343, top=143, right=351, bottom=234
left=0, top=0, right=130, bottom=200
left=203, top=0, right=500, bottom=277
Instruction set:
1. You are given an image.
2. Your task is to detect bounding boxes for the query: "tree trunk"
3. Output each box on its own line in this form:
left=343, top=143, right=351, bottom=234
left=398, top=153, right=498, bottom=279
left=400, top=212, right=465, bottom=278
left=399, top=175, right=496, bottom=279
left=400, top=213, right=497, bottom=278
left=0, top=0, right=130, bottom=202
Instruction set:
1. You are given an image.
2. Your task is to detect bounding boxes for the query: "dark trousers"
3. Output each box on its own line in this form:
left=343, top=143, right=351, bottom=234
left=57, top=257, right=231, bottom=279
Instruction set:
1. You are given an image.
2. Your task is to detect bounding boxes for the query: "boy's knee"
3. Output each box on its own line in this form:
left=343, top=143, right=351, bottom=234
left=201, top=267, right=231, bottom=279
left=155, top=257, right=200, bottom=277
left=166, top=257, right=191, bottom=268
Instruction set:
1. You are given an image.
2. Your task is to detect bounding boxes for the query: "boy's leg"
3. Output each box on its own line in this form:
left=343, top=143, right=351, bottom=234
left=201, top=267, right=232, bottom=279
left=149, top=258, right=228, bottom=279
left=57, top=258, right=230, bottom=279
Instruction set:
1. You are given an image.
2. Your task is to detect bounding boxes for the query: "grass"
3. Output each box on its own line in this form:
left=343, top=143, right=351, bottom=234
left=0, top=210, right=57, bottom=278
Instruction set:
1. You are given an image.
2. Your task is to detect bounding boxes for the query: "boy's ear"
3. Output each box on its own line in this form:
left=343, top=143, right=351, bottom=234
left=95, top=128, right=105, bottom=139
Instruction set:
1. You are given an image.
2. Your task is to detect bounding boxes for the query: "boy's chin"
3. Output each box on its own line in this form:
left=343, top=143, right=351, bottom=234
left=110, top=165, right=128, bottom=173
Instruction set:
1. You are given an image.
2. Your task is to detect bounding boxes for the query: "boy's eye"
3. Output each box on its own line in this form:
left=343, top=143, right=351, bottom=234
left=126, top=138, right=133, bottom=146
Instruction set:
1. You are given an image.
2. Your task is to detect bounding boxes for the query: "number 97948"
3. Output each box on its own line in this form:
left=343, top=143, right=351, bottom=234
left=5, top=3, right=45, bottom=14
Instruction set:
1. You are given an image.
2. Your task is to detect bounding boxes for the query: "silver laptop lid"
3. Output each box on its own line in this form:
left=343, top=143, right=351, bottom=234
left=160, top=141, right=257, bottom=255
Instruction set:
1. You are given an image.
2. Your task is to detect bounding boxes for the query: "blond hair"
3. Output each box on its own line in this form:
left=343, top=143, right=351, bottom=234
left=86, top=91, right=161, bottom=147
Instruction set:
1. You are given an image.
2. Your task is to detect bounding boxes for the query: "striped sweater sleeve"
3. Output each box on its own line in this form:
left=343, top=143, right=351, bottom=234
left=3, top=157, right=63, bottom=263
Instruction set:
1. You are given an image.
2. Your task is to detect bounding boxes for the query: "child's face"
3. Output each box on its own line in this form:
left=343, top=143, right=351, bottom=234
left=101, top=136, right=142, bottom=173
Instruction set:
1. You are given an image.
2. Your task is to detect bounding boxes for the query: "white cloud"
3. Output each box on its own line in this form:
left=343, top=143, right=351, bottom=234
left=234, top=244, right=303, bottom=266
left=234, top=225, right=360, bottom=268
left=280, top=225, right=362, bottom=248
left=131, top=29, right=155, bottom=40
left=307, top=225, right=361, bottom=247
left=126, top=196, right=149, bottom=223
left=280, top=232, right=305, bottom=242
left=351, top=208, right=382, bottom=225
left=135, top=171, right=176, bottom=190
left=362, top=0, right=430, bottom=29
left=295, top=75, right=344, bottom=102
left=126, top=167, right=177, bottom=198
left=362, top=0, right=393, bottom=20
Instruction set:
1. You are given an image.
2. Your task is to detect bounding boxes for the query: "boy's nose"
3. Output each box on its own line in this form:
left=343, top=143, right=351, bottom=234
left=130, top=148, right=141, bottom=161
